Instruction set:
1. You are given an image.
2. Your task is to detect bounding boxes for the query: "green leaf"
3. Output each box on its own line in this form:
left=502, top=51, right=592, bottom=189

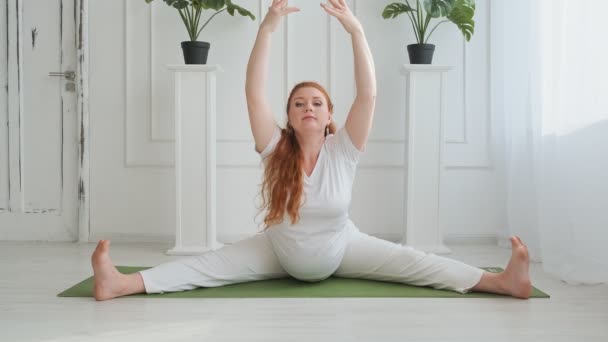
left=423, top=0, right=454, bottom=18
left=164, top=0, right=189, bottom=10
left=382, top=2, right=415, bottom=19
left=195, top=0, right=225, bottom=10
left=446, top=0, right=475, bottom=41
left=148, top=0, right=255, bottom=40
left=226, top=1, right=256, bottom=20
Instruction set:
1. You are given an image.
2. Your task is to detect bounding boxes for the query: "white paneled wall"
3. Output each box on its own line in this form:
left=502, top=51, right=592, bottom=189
left=89, top=0, right=501, bottom=244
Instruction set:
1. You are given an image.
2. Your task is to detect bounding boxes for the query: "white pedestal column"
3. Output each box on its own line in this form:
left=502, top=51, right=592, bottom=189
left=400, top=65, right=452, bottom=254
left=166, top=65, right=223, bottom=255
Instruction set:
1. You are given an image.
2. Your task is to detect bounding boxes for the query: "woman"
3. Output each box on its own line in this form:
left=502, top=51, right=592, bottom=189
left=91, top=0, right=532, bottom=301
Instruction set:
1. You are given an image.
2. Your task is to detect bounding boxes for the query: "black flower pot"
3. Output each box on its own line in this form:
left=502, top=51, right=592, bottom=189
left=407, top=44, right=435, bottom=64
left=181, top=41, right=210, bottom=64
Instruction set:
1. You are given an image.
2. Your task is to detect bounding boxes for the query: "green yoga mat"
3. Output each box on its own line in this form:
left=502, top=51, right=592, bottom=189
left=57, top=266, right=549, bottom=298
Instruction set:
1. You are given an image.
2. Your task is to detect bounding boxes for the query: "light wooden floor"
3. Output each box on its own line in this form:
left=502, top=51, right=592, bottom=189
left=1, top=240, right=607, bottom=342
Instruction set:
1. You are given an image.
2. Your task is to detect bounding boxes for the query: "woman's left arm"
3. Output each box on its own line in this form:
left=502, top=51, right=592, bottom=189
left=322, top=0, right=377, bottom=151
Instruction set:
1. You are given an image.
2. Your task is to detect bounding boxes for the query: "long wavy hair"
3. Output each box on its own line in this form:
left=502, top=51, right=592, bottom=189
left=258, top=81, right=337, bottom=229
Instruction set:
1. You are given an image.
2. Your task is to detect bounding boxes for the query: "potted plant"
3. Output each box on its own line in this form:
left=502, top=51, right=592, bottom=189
left=382, top=0, right=475, bottom=64
left=145, top=0, right=255, bottom=64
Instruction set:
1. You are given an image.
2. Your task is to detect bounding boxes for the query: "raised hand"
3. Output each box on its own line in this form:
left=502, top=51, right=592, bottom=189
left=320, top=0, right=363, bottom=35
left=261, top=0, right=300, bottom=33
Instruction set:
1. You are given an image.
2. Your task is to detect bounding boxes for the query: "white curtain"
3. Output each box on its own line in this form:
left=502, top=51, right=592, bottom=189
left=492, top=0, right=608, bottom=284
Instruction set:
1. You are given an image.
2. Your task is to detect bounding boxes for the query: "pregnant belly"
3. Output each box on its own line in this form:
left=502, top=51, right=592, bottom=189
left=277, top=251, right=343, bottom=282
left=265, top=219, right=358, bottom=281
left=268, top=232, right=350, bottom=282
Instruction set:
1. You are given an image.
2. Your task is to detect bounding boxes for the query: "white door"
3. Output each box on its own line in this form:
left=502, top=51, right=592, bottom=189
left=0, top=0, right=79, bottom=241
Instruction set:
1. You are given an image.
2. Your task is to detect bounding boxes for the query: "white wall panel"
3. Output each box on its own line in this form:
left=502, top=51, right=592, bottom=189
left=443, top=0, right=492, bottom=168
left=216, top=168, right=265, bottom=242
left=350, top=168, right=405, bottom=238
left=0, top=0, right=8, bottom=209
left=329, top=0, right=355, bottom=126
left=286, top=0, right=329, bottom=94
left=125, top=1, right=173, bottom=166
left=357, top=0, right=407, bottom=142
left=90, top=0, right=500, bottom=243
left=150, top=3, right=184, bottom=142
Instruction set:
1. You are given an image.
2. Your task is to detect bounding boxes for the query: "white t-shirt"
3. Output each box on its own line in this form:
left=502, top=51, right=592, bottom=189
left=258, top=126, right=363, bottom=281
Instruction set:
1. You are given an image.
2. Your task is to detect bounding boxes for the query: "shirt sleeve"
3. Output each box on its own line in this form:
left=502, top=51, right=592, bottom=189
left=328, top=126, right=364, bottom=166
left=258, top=125, right=282, bottom=160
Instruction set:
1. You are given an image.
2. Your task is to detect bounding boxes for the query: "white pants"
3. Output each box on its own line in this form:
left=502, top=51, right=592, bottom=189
left=140, top=226, right=485, bottom=294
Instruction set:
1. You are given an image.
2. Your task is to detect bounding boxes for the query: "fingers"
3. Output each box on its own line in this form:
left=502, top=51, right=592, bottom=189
left=271, top=0, right=288, bottom=11
left=327, top=0, right=343, bottom=9
left=272, top=0, right=299, bottom=13
left=516, top=236, right=527, bottom=247
left=321, top=0, right=353, bottom=18
left=275, top=0, right=348, bottom=13
left=320, top=2, right=340, bottom=16
left=511, top=236, right=527, bottom=247
left=263, top=0, right=298, bottom=32
left=268, top=3, right=299, bottom=16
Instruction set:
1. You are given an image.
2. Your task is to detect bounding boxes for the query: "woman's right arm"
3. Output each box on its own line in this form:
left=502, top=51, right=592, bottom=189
left=246, top=0, right=299, bottom=153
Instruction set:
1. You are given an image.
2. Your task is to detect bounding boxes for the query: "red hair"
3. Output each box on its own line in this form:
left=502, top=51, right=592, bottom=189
left=258, top=82, right=337, bottom=229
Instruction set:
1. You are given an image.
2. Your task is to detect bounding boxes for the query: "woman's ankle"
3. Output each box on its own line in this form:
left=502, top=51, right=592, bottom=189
left=121, top=272, right=146, bottom=296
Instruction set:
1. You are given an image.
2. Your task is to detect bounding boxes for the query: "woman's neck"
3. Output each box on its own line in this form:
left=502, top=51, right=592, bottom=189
left=297, top=133, right=325, bottom=164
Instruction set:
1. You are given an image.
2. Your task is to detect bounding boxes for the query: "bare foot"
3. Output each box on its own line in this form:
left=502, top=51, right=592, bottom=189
left=91, top=240, right=127, bottom=301
left=499, top=236, right=533, bottom=299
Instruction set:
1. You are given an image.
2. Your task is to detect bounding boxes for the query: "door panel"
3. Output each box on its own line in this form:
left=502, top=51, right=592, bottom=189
left=0, top=0, right=78, bottom=241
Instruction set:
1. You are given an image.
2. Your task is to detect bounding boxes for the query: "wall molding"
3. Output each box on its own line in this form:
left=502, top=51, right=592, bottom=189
left=89, top=232, right=407, bottom=245
left=0, top=0, right=10, bottom=210
left=443, top=0, right=493, bottom=169
left=124, top=0, right=174, bottom=167
left=443, top=233, right=498, bottom=245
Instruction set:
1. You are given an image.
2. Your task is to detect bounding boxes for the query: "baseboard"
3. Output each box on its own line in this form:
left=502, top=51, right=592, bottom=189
left=87, top=232, right=499, bottom=246
left=88, top=232, right=174, bottom=244
left=496, top=235, right=511, bottom=249
left=364, top=233, right=498, bottom=245
left=368, top=233, right=403, bottom=243
left=87, top=232, right=258, bottom=245
left=0, top=230, right=76, bottom=242
left=443, top=234, right=498, bottom=245
left=219, top=234, right=260, bottom=244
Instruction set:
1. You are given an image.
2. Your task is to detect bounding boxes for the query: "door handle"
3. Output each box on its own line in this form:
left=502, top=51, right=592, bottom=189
left=48, top=71, right=75, bottom=81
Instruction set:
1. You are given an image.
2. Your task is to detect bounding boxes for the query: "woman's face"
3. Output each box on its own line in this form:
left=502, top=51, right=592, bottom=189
left=288, top=87, right=332, bottom=137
